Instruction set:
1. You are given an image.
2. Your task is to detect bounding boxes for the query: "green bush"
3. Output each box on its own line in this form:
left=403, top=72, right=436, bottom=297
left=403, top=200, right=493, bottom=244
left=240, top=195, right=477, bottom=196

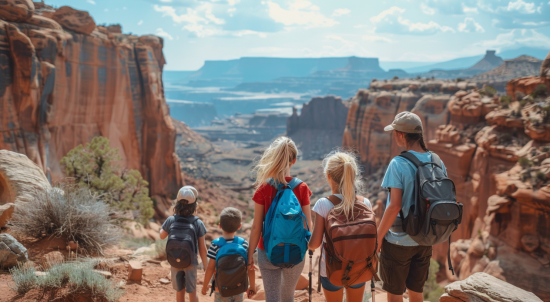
left=393, top=76, right=399, bottom=80
left=518, top=157, right=534, bottom=168
left=155, top=238, right=168, bottom=259
left=423, top=259, right=445, bottom=302
left=10, top=261, right=123, bottom=301
left=11, top=184, right=119, bottom=255
left=500, top=95, right=512, bottom=109
left=480, top=85, right=497, bottom=97
left=531, top=84, right=548, bottom=98
left=536, top=172, right=547, bottom=182
left=61, top=136, right=154, bottom=225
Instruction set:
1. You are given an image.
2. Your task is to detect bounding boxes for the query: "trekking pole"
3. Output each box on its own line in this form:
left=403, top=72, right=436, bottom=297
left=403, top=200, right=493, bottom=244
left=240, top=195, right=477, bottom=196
left=371, top=278, right=375, bottom=302
left=309, top=250, right=313, bottom=302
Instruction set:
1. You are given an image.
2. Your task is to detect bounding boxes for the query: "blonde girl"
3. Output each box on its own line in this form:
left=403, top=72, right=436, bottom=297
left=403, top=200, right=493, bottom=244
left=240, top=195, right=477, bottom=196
left=308, top=150, right=372, bottom=302
left=247, top=136, right=313, bottom=302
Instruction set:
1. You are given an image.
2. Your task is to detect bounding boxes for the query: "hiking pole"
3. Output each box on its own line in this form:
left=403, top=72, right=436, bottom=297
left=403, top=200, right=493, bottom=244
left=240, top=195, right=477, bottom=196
left=309, top=250, right=313, bottom=302
left=371, top=278, right=375, bottom=302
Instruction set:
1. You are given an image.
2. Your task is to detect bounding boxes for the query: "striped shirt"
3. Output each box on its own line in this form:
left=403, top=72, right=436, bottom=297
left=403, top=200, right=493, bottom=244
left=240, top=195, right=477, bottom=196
left=207, top=237, right=252, bottom=259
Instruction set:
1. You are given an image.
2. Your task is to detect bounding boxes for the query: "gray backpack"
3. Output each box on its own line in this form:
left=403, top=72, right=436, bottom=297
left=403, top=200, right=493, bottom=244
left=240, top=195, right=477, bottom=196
left=398, top=151, right=463, bottom=274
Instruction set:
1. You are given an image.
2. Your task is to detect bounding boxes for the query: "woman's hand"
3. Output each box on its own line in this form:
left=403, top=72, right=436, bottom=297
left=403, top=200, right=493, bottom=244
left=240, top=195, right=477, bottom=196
left=247, top=255, right=255, bottom=271
left=201, top=285, right=208, bottom=296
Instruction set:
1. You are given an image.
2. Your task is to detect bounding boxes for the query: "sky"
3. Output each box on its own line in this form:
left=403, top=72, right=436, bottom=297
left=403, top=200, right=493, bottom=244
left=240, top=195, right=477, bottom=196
left=45, top=0, right=550, bottom=70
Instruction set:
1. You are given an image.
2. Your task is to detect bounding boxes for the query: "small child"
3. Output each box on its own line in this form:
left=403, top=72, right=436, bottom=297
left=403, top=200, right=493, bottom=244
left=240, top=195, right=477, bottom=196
left=160, top=186, right=208, bottom=302
left=201, top=207, right=256, bottom=302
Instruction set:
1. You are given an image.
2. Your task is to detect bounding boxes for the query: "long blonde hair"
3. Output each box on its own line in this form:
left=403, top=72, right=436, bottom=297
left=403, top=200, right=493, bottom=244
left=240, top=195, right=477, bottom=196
left=254, top=136, right=298, bottom=188
left=323, top=150, right=364, bottom=220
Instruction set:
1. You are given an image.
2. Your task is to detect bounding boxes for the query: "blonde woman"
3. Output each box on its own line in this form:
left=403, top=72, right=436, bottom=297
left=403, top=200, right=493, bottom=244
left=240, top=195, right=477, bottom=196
left=308, top=151, right=372, bottom=302
left=247, top=136, right=313, bottom=302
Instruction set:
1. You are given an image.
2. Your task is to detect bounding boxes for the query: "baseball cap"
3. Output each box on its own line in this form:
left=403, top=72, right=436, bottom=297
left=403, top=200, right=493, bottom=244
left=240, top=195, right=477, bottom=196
left=384, top=111, right=423, bottom=134
left=176, top=186, right=198, bottom=204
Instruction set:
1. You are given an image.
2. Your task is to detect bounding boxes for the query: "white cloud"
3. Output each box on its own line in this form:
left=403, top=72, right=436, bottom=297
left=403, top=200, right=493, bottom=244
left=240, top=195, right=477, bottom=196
left=156, top=28, right=174, bottom=40
left=160, top=0, right=173, bottom=2
left=267, top=0, right=338, bottom=28
left=332, top=8, right=351, bottom=17
left=478, top=29, right=550, bottom=50
left=501, top=0, right=537, bottom=13
left=138, top=20, right=143, bottom=25
left=86, top=0, right=96, bottom=4
left=421, top=3, right=435, bottom=15
left=104, top=8, right=108, bottom=12
left=463, top=5, right=478, bottom=13
left=370, top=6, right=455, bottom=35
left=362, top=35, right=393, bottom=43
left=458, top=17, right=484, bottom=32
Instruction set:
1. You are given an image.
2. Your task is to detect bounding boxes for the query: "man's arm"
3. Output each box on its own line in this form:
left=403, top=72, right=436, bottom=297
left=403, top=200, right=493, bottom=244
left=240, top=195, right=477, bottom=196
left=377, top=188, right=403, bottom=253
left=201, top=258, right=216, bottom=295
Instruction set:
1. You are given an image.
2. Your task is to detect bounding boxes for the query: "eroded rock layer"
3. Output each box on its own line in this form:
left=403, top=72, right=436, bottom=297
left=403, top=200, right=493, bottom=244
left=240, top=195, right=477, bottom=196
left=0, top=4, right=181, bottom=218
left=287, top=96, right=349, bottom=160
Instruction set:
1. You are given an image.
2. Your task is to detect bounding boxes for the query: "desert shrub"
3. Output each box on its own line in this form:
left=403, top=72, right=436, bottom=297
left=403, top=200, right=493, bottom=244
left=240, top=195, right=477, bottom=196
left=10, top=261, right=123, bottom=301
left=119, top=236, right=154, bottom=250
left=11, top=184, right=119, bottom=255
left=393, top=76, right=399, bottom=80
left=456, top=78, right=464, bottom=82
left=371, top=78, right=377, bottom=82
left=518, top=157, right=534, bottom=168
left=423, top=259, right=445, bottom=302
left=500, top=95, right=512, bottom=109
left=155, top=238, right=167, bottom=259
left=519, top=95, right=534, bottom=108
left=531, top=84, right=548, bottom=98
left=480, top=85, right=497, bottom=97
left=60, top=136, right=154, bottom=225
left=536, top=172, right=547, bottom=182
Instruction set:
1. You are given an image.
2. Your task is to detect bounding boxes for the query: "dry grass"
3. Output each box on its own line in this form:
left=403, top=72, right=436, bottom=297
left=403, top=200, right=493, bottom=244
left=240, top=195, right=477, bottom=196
left=10, top=184, right=120, bottom=255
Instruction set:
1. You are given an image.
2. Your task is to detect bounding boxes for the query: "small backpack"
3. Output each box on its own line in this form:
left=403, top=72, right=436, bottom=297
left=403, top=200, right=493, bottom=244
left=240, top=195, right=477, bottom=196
left=263, top=178, right=311, bottom=268
left=212, top=237, right=248, bottom=297
left=324, top=195, right=379, bottom=288
left=397, top=151, right=463, bottom=274
left=166, top=216, right=199, bottom=269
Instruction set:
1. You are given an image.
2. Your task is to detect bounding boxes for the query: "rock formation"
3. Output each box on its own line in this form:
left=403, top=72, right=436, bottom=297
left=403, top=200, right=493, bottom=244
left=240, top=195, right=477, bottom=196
left=370, top=78, right=477, bottom=94
left=287, top=96, right=349, bottom=160
left=472, top=55, right=543, bottom=92
left=343, top=55, right=550, bottom=298
left=440, top=272, right=542, bottom=302
left=0, top=233, right=28, bottom=268
left=0, top=4, right=181, bottom=218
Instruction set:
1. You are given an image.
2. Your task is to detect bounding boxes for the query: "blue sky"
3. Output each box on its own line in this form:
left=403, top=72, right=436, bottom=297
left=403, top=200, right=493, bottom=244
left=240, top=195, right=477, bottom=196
left=45, top=0, right=550, bottom=70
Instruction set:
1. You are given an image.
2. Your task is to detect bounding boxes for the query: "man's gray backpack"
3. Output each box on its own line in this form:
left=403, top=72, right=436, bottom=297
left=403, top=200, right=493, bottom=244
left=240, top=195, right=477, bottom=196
left=398, top=151, right=463, bottom=274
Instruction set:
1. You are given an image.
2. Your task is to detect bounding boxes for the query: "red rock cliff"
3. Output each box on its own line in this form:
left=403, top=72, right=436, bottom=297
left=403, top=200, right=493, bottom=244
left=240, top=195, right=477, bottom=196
left=0, top=3, right=181, bottom=218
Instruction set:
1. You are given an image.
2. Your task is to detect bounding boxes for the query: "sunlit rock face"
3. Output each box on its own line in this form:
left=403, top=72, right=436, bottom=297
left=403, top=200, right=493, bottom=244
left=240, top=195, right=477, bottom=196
left=0, top=4, right=181, bottom=219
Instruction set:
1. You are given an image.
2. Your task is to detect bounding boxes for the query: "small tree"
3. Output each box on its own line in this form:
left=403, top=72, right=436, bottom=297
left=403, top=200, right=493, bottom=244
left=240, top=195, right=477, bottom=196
left=61, top=136, right=154, bottom=225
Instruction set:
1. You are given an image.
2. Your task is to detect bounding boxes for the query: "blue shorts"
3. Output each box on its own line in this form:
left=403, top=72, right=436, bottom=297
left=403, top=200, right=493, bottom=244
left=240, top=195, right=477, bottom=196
left=320, top=276, right=365, bottom=292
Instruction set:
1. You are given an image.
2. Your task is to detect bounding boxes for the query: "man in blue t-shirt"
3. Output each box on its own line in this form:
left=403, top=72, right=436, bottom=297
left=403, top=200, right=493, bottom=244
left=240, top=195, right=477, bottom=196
left=378, top=112, right=446, bottom=302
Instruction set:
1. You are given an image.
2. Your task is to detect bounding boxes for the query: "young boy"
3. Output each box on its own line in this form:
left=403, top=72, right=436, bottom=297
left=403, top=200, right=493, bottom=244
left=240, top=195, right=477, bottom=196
left=201, top=207, right=256, bottom=302
left=160, top=186, right=208, bottom=302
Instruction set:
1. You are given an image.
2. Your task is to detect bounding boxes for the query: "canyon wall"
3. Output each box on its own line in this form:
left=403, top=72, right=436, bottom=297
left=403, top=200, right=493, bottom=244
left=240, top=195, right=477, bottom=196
left=287, top=96, right=348, bottom=160
left=0, top=2, right=181, bottom=219
left=343, top=52, right=550, bottom=299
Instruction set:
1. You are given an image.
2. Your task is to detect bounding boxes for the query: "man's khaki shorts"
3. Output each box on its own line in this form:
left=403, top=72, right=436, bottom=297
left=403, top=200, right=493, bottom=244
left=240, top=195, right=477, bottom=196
left=379, top=239, right=432, bottom=295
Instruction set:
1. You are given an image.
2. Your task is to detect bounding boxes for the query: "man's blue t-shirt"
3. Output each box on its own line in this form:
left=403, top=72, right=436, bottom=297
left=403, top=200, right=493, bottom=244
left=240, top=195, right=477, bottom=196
left=381, top=151, right=447, bottom=246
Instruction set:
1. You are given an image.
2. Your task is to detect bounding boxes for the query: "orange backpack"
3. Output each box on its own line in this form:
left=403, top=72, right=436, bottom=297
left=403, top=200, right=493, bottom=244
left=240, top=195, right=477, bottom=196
left=323, top=195, right=380, bottom=287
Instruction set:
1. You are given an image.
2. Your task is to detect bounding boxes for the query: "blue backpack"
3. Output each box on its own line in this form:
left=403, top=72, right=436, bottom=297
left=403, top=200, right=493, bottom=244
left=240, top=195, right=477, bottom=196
left=212, top=237, right=248, bottom=297
left=263, top=178, right=311, bottom=268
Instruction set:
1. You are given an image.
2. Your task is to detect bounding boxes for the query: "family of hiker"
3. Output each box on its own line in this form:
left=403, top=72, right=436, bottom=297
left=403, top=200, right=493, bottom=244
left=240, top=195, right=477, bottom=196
left=160, top=111, right=463, bottom=302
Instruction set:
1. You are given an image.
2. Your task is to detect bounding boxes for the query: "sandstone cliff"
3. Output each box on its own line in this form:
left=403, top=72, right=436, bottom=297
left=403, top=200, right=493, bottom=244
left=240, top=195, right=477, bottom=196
left=0, top=3, right=181, bottom=219
left=287, top=96, right=349, bottom=160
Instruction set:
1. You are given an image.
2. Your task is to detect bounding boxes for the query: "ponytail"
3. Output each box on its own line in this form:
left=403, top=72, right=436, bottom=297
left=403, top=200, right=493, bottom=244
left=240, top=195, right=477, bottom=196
left=400, top=131, right=429, bottom=152
left=323, top=150, right=365, bottom=221
left=254, top=136, right=298, bottom=188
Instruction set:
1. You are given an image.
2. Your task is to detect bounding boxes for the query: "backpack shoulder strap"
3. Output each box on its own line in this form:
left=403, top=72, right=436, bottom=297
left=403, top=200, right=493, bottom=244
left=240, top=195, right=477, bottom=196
left=287, top=177, right=303, bottom=190
left=214, top=237, right=226, bottom=247
left=326, top=195, right=341, bottom=206
left=430, top=151, right=443, bottom=166
left=398, top=151, right=422, bottom=168
left=232, top=236, right=245, bottom=245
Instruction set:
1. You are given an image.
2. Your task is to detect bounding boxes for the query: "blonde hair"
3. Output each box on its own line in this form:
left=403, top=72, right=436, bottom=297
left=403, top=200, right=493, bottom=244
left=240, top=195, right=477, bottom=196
left=323, top=150, right=364, bottom=221
left=254, top=136, right=298, bottom=188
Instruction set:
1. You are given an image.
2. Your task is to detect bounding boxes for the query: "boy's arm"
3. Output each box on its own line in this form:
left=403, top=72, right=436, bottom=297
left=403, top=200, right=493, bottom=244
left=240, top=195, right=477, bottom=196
left=201, top=258, right=216, bottom=295
left=198, top=236, right=208, bottom=270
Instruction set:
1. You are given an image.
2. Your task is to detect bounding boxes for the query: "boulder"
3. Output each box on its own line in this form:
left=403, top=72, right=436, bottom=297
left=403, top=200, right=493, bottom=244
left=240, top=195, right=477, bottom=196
left=0, top=150, right=51, bottom=205
left=51, top=6, right=96, bottom=35
left=0, top=233, right=28, bottom=268
left=0, top=0, right=34, bottom=22
left=0, top=203, right=15, bottom=227
left=541, top=49, right=550, bottom=78
left=128, top=260, right=143, bottom=282
left=521, top=235, right=540, bottom=252
left=41, top=251, right=63, bottom=270
left=443, top=272, right=542, bottom=302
